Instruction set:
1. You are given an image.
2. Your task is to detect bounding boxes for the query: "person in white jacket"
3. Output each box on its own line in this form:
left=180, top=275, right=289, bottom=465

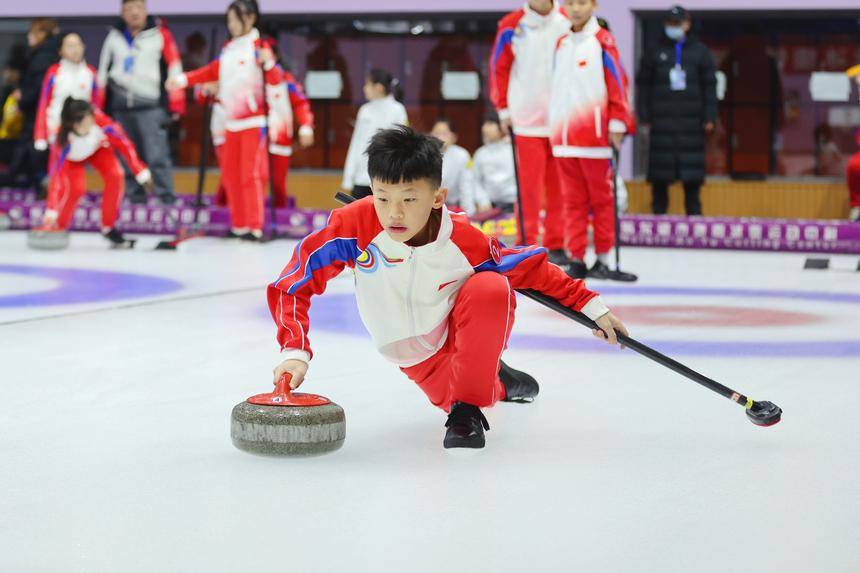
left=472, top=113, right=517, bottom=213
left=430, top=118, right=476, bottom=214
left=341, top=68, right=408, bottom=199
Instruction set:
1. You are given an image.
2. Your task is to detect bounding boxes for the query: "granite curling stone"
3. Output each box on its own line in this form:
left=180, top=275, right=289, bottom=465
left=231, top=374, right=345, bottom=456
left=27, top=228, right=70, bottom=250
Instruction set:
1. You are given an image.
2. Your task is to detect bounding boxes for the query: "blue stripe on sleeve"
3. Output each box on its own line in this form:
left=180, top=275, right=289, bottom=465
left=274, top=238, right=362, bottom=294
left=602, top=50, right=624, bottom=92
left=491, top=28, right=515, bottom=70
left=474, top=247, right=546, bottom=274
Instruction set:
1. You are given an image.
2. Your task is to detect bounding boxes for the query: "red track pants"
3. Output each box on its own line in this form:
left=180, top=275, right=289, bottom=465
left=848, top=152, right=860, bottom=208
left=514, top=135, right=564, bottom=249
left=222, top=127, right=268, bottom=232
left=401, top=272, right=515, bottom=412
left=556, top=157, right=615, bottom=260
left=46, top=146, right=124, bottom=230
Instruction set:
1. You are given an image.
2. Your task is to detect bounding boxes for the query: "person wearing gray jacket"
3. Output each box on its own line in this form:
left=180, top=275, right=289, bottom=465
left=97, top=0, right=184, bottom=204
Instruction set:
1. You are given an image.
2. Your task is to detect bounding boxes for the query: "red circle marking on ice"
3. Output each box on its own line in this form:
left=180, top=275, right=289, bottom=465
left=604, top=305, right=825, bottom=327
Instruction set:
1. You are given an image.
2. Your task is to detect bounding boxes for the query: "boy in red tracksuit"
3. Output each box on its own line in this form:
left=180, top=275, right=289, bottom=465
left=167, top=0, right=283, bottom=241
left=549, top=0, right=634, bottom=279
left=40, top=98, right=150, bottom=247
left=490, top=0, right=570, bottom=261
left=268, top=126, right=629, bottom=449
left=266, top=69, right=314, bottom=208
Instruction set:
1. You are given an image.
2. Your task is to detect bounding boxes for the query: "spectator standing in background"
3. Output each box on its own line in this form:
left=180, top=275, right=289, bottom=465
left=0, top=56, right=25, bottom=168
left=489, top=0, right=569, bottom=263
left=34, top=33, right=102, bottom=181
left=636, top=5, right=716, bottom=216
left=98, top=0, right=184, bottom=205
left=3, top=19, right=59, bottom=192
left=341, top=68, right=407, bottom=199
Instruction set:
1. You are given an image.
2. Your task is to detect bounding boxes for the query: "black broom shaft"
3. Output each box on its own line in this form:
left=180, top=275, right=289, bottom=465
left=333, top=191, right=748, bottom=407
left=192, top=28, right=218, bottom=221
left=611, top=148, right=621, bottom=270
left=509, top=132, right=527, bottom=245
left=518, top=289, right=746, bottom=404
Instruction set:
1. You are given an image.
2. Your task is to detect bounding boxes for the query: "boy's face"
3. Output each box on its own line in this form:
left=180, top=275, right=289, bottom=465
left=372, top=178, right=447, bottom=244
left=563, top=0, right=597, bottom=29
left=481, top=121, right=503, bottom=145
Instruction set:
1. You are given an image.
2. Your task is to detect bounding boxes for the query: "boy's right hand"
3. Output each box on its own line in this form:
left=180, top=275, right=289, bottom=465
left=273, top=359, right=309, bottom=390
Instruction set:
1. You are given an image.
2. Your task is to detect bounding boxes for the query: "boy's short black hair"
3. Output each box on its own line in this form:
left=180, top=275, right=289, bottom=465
left=366, top=125, right=443, bottom=189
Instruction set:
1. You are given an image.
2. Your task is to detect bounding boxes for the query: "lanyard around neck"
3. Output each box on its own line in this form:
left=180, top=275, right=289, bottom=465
left=674, top=40, right=685, bottom=67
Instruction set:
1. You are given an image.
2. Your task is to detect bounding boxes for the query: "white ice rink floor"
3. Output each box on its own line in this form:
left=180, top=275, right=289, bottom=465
left=2, top=230, right=859, bottom=572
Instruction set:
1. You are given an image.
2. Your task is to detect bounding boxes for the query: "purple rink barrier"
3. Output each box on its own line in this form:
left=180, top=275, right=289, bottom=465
left=619, top=215, right=860, bottom=255
left=2, top=187, right=858, bottom=253
left=0, top=189, right=327, bottom=238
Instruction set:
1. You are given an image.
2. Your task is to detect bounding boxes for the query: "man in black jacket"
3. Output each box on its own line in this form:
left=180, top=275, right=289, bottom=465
left=636, top=5, right=716, bottom=215
left=3, top=20, right=58, bottom=191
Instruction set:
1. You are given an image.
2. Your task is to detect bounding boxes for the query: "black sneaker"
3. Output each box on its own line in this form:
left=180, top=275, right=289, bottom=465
left=240, top=232, right=263, bottom=242
left=588, top=260, right=612, bottom=280
left=499, top=360, right=539, bottom=403
left=566, top=260, right=588, bottom=279
left=102, top=228, right=136, bottom=249
left=443, top=402, right=490, bottom=449
left=548, top=249, right=570, bottom=268
left=223, top=229, right=243, bottom=239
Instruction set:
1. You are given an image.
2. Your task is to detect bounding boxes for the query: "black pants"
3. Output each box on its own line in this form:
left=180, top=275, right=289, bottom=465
left=651, top=180, right=703, bottom=216
left=351, top=185, right=372, bottom=199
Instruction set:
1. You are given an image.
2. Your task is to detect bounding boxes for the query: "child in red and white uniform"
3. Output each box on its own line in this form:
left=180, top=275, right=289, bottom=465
left=41, top=98, right=150, bottom=246
left=848, top=131, right=860, bottom=222
left=549, top=0, right=634, bottom=279
left=167, top=0, right=283, bottom=241
left=33, top=32, right=104, bottom=184
left=490, top=0, right=570, bottom=258
left=266, top=68, right=314, bottom=208
left=268, top=126, right=628, bottom=449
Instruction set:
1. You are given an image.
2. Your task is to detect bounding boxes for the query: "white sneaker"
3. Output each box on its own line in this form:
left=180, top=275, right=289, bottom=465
left=850, top=206, right=860, bottom=222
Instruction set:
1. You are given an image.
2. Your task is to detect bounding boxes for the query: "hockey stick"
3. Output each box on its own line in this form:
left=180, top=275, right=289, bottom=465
left=608, top=148, right=637, bottom=281
left=508, top=132, right=527, bottom=245
left=333, top=190, right=782, bottom=427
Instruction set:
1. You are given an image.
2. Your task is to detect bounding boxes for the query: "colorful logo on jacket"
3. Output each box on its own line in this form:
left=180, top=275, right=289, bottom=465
left=355, top=243, right=403, bottom=274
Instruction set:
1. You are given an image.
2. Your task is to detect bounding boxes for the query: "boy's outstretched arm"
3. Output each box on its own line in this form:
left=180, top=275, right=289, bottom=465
left=457, top=225, right=629, bottom=345
left=266, top=209, right=363, bottom=387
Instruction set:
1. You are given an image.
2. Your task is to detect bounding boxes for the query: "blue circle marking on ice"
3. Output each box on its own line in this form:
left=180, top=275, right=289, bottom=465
left=299, top=285, right=860, bottom=358
left=0, top=264, right=183, bottom=308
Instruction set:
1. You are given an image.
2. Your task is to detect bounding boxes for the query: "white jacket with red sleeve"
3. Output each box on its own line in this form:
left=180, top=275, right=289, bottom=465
left=55, top=109, right=150, bottom=183
left=489, top=4, right=571, bottom=138
left=97, top=17, right=185, bottom=115
left=267, top=197, right=610, bottom=367
left=549, top=16, right=634, bottom=159
left=175, top=29, right=284, bottom=132
left=266, top=71, right=314, bottom=157
left=34, top=60, right=103, bottom=150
